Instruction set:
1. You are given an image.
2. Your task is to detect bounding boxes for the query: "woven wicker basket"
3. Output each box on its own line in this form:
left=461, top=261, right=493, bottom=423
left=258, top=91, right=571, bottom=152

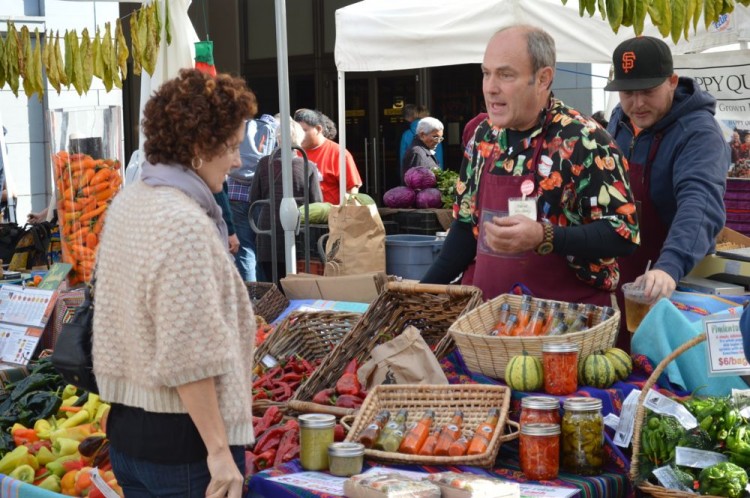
left=246, top=282, right=289, bottom=323
left=288, top=282, right=483, bottom=417
left=449, top=293, right=620, bottom=380
left=253, top=310, right=361, bottom=367
left=630, top=333, right=725, bottom=498
left=343, top=384, right=518, bottom=468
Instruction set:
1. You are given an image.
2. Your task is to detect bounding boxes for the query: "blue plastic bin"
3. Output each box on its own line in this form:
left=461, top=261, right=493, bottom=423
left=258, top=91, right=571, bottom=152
left=385, top=234, right=444, bottom=281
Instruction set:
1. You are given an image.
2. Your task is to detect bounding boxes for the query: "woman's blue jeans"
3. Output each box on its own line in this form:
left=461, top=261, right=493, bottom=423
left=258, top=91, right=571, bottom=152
left=109, top=445, right=245, bottom=498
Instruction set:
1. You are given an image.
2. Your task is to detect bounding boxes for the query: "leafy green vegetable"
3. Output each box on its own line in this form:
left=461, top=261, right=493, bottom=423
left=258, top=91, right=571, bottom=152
left=434, top=168, right=459, bottom=210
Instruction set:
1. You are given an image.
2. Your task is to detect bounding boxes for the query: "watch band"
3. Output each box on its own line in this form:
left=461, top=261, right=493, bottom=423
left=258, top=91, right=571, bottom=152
left=535, top=222, right=554, bottom=255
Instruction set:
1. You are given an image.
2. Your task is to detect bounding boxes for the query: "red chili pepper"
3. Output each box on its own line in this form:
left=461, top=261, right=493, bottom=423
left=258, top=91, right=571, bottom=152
left=274, top=430, right=297, bottom=467
left=335, top=394, right=364, bottom=409
left=312, top=388, right=337, bottom=405
left=254, top=389, right=269, bottom=401
left=254, top=405, right=280, bottom=434
left=255, top=449, right=277, bottom=471
left=254, top=427, right=285, bottom=454
left=334, top=424, right=345, bottom=442
left=269, top=383, right=293, bottom=402
left=281, top=372, right=303, bottom=382
left=343, top=358, right=358, bottom=375
left=245, top=451, right=257, bottom=475
left=299, top=357, right=315, bottom=374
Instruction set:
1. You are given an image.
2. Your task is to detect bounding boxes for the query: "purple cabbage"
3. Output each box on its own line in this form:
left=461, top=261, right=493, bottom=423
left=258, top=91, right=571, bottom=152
left=383, top=186, right=416, bottom=208
left=415, top=188, right=443, bottom=209
left=404, top=166, right=437, bottom=190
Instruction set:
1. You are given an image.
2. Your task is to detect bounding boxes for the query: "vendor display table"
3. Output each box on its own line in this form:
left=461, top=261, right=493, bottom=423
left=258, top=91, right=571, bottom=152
left=246, top=449, right=627, bottom=498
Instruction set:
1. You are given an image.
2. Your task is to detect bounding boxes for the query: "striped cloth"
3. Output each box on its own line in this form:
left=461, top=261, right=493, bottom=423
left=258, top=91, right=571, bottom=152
left=0, top=473, right=64, bottom=498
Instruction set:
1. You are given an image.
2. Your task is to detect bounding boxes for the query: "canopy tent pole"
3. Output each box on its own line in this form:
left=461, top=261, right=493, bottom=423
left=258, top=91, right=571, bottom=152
left=273, top=0, right=298, bottom=276
left=338, top=71, right=347, bottom=206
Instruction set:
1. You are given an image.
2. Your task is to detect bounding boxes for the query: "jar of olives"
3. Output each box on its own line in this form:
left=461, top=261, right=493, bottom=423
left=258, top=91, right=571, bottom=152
left=561, top=397, right=604, bottom=475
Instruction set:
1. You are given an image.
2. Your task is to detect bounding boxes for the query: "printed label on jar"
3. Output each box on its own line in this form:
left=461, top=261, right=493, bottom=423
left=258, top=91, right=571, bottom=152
left=481, top=426, right=493, bottom=434
left=366, top=424, right=379, bottom=431
left=447, top=424, right=458, bottom=432
left=385, top=422, right=398, bottom=430
left=393, top=430, right=404, bottom=437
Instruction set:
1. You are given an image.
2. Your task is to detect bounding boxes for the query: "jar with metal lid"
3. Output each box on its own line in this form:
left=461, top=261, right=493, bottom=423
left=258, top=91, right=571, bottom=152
left=520, top=423, right=561, bottom=480
left=328, top=442, right=365, bottom=477
left=542, top=343, right=578, bottom=395
left=299, top=414, right=335, bottom=470
left=561, top=397, right=604, bottom=475
left=520, top=396, right=561, bottom=426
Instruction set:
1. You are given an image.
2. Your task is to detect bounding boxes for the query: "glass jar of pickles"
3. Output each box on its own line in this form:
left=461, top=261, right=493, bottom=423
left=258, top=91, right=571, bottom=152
left=561, top=397, right=604, bottom=475
left=520, top=423, right=561, bottom=480
left=299, top=414, right=335, bottom=470
left=328, top=442, right=365, bottom=477
left=542, top=343, right=578, bottom=395
left=520, top=396, right=561, bottom=426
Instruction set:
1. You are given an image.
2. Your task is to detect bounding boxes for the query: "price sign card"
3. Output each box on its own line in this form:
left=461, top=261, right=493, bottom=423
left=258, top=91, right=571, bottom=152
left=704, top=317, right=750, bottom=376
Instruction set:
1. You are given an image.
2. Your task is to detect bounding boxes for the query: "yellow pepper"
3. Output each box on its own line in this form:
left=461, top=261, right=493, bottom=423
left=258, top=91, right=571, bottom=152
left=37, top=474, right=61, bottom=493
left=37, top=446, right=56, bottom=466
left=52, top=437, right=80, bottom=457
left=0, top=445, right=29, bottom=475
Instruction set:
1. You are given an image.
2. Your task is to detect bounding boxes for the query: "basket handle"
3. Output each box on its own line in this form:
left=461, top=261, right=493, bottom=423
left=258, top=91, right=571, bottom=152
left=629, top=333, right=706, bottom=483
left=498, top=420, right=520, bottom=443
left=287, top=399, right=358, bottom=418
left=340, top=414, right=355, bottom=432
left=387, top=281, right=479, bottom=297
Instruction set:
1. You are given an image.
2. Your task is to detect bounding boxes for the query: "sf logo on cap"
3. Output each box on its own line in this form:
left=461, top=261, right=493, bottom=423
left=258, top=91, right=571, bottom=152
left=621, top=51, right=636, bottom=73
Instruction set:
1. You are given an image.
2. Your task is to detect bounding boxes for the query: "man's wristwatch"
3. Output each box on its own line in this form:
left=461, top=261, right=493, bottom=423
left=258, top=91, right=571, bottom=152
left=535, top=222, right=554, bottom=255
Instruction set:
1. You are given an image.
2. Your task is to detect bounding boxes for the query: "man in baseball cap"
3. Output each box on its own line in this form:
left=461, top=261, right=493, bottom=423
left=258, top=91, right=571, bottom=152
left=605, top=36, right=729, bottom=349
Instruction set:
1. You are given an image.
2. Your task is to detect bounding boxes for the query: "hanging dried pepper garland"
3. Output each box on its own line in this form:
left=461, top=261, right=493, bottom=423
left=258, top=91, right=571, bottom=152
left=0, top=0, right=171, bottom=99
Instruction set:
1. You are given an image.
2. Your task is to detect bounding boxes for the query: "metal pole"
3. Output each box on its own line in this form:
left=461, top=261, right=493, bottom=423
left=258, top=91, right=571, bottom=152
left=274, top=0, right=298, bottom=277
left=338, top=71, right=346, bottom=205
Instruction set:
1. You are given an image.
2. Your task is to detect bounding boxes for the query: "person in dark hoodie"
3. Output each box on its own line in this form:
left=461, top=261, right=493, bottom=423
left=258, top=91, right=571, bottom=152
left=606, top=36, right=729, bottom=310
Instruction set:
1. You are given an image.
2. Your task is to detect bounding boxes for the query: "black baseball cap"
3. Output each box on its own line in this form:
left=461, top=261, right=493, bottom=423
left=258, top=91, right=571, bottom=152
left=604, top=36, right=674, bottom=91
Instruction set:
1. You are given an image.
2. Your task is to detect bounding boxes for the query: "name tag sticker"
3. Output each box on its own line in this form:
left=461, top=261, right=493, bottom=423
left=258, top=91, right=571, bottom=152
left=508, top=197, right=537, bottom=220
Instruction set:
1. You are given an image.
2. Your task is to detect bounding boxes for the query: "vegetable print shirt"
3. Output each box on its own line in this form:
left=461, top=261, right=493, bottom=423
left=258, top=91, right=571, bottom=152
left=455, top=98, right=640, bottom=291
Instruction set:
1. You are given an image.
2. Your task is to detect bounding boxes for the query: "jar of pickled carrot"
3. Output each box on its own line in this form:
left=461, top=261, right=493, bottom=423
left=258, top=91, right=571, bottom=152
left=542, top=343, right=578, bottom=395
left=520, top=396, right=561, bottom=426
left=520, top=423, right=561, bottom=481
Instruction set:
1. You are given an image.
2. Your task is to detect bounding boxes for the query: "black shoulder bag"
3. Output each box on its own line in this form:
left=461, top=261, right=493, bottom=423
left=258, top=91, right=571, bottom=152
left=51, top=280, right=99, bottom=394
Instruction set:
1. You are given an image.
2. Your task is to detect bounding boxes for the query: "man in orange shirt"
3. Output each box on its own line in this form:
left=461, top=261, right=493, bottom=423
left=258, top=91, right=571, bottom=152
left=294, top=109, right=362, bottom=204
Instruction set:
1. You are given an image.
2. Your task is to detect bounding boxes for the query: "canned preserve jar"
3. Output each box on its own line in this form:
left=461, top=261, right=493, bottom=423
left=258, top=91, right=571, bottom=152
left=520, top=423, right=561, bottom=481
left=520, top=396, right=561, bottom=426
left=299, top=414, right=335, bottom=470
left=542, top=343, right=579, bottom=395
left=328, top=442, right=365, bottom=477
left=561, top=397, right=604, bottom=475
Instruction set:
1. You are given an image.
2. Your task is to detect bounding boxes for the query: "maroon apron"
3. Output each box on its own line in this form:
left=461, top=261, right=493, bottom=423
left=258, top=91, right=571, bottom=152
left=462, top=129, right=612, bottom=307
left=614, top=133, right=669, bottom=350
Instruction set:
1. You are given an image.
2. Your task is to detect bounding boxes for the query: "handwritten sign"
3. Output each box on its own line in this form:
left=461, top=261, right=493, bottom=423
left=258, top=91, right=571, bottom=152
left=704, top=317, right=750, bottom=376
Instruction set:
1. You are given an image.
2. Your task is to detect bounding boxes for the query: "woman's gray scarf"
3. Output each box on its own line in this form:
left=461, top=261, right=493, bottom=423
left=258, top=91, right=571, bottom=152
left=141, top=161, right=229, bottom=246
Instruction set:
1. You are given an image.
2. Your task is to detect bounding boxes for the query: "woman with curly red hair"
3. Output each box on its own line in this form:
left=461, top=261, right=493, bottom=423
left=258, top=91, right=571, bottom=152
left=93, top=69, right=257, bottom=498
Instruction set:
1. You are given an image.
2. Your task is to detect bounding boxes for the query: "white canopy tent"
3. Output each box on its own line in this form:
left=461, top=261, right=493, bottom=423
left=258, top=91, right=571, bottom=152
left=331, top=0, right=750, bottom=205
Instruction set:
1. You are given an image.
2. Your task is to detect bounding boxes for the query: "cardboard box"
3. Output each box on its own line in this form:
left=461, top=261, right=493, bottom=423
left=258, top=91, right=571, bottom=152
left=688, top=227, right=750, bottom=279
left=280, top=271, right=388, bottom=303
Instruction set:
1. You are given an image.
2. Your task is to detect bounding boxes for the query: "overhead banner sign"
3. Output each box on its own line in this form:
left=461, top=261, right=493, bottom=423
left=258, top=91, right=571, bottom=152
left=674, top=50, right=750, bottom=179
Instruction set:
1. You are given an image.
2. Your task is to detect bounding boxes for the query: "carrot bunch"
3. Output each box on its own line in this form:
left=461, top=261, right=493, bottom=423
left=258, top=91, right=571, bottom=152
left=53, top=151, right=122, bottom=285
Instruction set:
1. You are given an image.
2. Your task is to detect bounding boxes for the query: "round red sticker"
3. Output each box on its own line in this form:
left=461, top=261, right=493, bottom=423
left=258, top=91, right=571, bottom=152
left=520, top=180, right=535, bottom=196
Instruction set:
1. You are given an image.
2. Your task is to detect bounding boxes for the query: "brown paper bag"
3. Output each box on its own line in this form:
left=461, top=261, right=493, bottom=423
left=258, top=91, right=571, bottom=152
left=324, top=196, right=386, bottom=276
left=357, top=326, right=448, bottom=390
